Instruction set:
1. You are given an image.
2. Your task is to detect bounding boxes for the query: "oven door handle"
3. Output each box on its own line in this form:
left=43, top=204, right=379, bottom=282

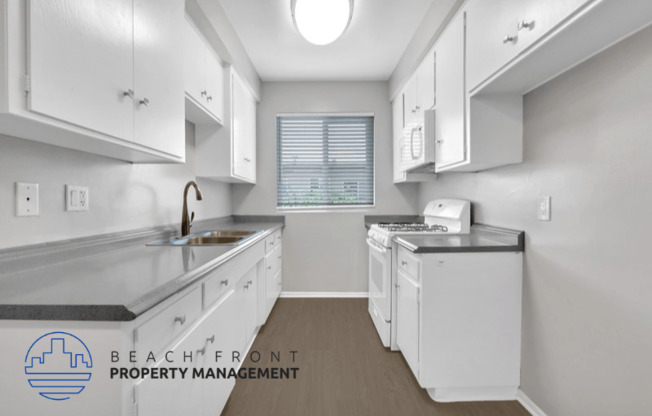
left=367, top=238, right=388, bottom=254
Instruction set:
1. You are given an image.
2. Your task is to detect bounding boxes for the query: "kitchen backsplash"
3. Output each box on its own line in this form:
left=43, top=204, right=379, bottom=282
left=0, top=122, right=231, bottom=250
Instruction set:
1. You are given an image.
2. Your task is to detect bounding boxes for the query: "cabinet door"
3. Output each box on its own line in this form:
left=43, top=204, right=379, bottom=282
left=396, top=269, right=420, bottom=380
left=242, top=267, right=258, bottom=343
left=136, top=322, right=204, bottom=416
left=465, top=0, right=520, bottom=91
left=417, top=50, right=435, bottom=113
left=27, top=0, right=133, bottom=141
left=232, top=72, right=256, bottom=182
left=184, top=18, right=206, bottom=106
left=204, top=50, right=224, bottom=122
left=517, top=0, right=587, bottom=51
left=203, top=291, right=238, bottom=416
left=435, top=11, right=467, bottom=170
left=403, top=76, right=418, bottom=127
left=392, top=97, right=407, bottom=183
left=133, top=0, right=185, bottom=157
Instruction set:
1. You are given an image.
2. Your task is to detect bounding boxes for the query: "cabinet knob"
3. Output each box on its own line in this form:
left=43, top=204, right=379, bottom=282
left=415, top=105, right=421, bottom=110
left=139, top=98, right=150, bottom=107
left=221, top=279, right=229, bottom=286
left=244, top=157, right=251, bottom=163
left=201, top=90, right=207, bottom=97
left=278, top=255, right=282, bottom=259
left=174, top=315, right=186, bottom=325
left=207, top=95, right=213, bottom=102
left=395, top=283, right=400, bottom=289
left=401, top=260, right=408, bottom=266
left=197, top=346, right=206, bottom=356
left=267, top=266, right=272, bottom=270
left=206, top=335, right=215, bottom=344
left=503, top=35, right=517, bottom=44
left=436, top=140, right=443, bottom=144
left=123, top=89, right=134, bottom=99
left=247, top=280, right=253, bottom=285
left=518, top=20, right=535, bottom=31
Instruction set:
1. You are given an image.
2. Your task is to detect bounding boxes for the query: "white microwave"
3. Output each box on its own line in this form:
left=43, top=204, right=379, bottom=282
left=399, top=109, right=436, bottom=172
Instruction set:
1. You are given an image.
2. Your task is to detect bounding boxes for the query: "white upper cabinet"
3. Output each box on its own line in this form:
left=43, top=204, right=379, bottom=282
left=184, top=17, right=224, bottom=125
left=1, top=0, right=185, bottom=162
left=466, top=0, right=652, bottom=94
left=195, top=66, right=257, bottom=184
left=27, top=0, right=134, bottom=142
left=466, top=0, right=586, bottom=91
left=231, top=71, right=257, bottom=182
left=133, top=0, right=185, bottom=157
left=434, top=12, right=466, bottom=170
left=403, top=52, right=435, bottom=127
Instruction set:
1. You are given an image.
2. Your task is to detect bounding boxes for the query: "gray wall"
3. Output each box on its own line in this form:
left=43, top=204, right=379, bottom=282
left=418, top=26, right=652, bottom=416
left=0, top=122, right=232, bottom=249
left=232, top=81, right=419, bottom=293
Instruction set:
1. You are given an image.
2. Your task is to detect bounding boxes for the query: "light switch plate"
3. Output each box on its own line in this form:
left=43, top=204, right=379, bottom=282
left=538, top=196, right=551, bottom=221
left=16, top=182, right=39, bottom=216
left=66, top=185, right=89, bottom=211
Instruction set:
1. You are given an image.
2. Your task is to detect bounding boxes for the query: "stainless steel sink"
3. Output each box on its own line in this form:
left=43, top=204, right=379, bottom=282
left=148, top=230, right=261, bottom=246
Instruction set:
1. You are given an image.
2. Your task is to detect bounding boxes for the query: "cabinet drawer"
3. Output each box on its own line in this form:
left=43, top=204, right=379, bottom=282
left=397, top=248, right=421, bottom=279
left=135, top=287, right=202, bottom=356
left=203, top=262, right=235, bottom=309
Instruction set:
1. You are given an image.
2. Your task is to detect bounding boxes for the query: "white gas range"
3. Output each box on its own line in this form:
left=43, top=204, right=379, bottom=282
left=366, top=199, right=471, bottom=349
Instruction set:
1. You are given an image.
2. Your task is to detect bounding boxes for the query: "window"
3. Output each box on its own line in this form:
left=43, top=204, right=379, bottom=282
left=277, top=114, right=374, bottom=209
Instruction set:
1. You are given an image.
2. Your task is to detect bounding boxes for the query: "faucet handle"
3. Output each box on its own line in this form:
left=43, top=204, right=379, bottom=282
left=190, top=211, right=195, bottom=227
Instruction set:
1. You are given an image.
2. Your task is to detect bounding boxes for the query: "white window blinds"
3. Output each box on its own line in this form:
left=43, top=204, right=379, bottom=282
left=277, top=115, right=374, bottom=208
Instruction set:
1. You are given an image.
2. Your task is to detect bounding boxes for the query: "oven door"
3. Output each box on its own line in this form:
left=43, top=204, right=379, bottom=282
left=367, top=237, right=391, bottom=321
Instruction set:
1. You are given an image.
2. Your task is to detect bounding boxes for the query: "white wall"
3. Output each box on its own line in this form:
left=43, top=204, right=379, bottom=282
left=232, top=81, right=419, bottom=292
left=418, top=26, right=652, bottom=416
left=0, top=122, right=232, bottom=249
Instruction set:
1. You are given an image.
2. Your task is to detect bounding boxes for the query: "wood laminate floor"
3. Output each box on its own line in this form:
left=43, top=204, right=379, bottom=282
left=222, top=298, right=530, bottom=416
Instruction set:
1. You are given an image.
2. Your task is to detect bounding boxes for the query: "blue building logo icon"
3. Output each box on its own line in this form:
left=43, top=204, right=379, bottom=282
left=24, top=332, right=93, bottom=401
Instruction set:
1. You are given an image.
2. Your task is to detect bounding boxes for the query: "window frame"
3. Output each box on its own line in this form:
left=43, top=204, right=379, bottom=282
left=275, top=112, right=376, bottom=212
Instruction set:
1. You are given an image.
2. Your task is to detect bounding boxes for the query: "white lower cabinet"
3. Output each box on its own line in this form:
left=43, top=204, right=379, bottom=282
left=259, top=230, right=283, bottom=325
left=0, top=229, right=283, bottom=416
left=395, top=246, right=523, bottom=402
left=396, top=269, right=420, bottom=378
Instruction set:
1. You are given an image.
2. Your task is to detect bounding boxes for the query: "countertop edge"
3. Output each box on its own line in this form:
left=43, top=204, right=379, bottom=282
left=394, top=224, right=525, bottom=254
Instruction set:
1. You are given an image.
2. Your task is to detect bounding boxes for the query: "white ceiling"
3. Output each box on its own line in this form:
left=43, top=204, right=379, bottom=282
left=217, top=0, right=438, bottom=81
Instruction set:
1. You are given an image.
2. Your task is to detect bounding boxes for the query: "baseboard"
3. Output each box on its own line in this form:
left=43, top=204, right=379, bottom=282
left=279, top=291, right=368, bottom=298
left=516, top=389, right=548, bottom=416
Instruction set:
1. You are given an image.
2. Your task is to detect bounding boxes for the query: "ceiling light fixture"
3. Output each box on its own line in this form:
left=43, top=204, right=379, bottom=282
left=291, top=0, right=354, bottom=46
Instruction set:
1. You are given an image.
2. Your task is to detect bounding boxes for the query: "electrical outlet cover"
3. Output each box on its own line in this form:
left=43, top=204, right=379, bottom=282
left=16, top=182, right=39, bottom=216
left=538, top=196, right=551, bottom=221
left=66, top=185, right=89, bottom=211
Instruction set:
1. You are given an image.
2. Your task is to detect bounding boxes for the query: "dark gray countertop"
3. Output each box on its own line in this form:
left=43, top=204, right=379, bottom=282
left=0, top=216, right=284, bottom=321
left=394, top=224, right=524, bottom=253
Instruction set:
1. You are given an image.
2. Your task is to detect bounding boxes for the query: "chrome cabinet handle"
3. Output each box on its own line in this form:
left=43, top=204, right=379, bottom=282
left=201, top=90, right=207, bottom=97
left=123, top=89, right=134, bottom=99
left=415, top=105, right=421, bottom=110
left=207, top=95, right=213, bottom=102
left=436, top=140, right=443, bottom=144
left=174, top=315, right=186, bottom=325
left=518, top=20, right=535, bottom=30
left=247, top=280, right=253, bottom=285
left=267, top=266, right=272, bottom=270
left=401, top=260, right=408, bottom=266
left=244, top=157, right=251, bottom=162
left=221, top=279, right=229, bottom=286
left=503, top=35, right=516, bottom=44
left=197, top=346, right=206, bottom=356
left=139, top=98, right=149, bottom=107
left=395, top=283, right=400, bottom=288
left=278, top=255, right=282, bottom=259
left=206, top=335, right=215, bottom=344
